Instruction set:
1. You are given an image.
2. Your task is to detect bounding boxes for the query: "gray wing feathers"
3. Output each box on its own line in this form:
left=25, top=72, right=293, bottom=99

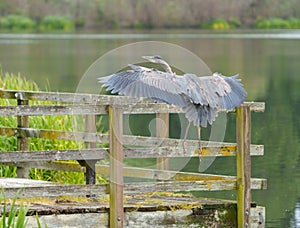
left=98, top=65, right=247, bottom=127
left=98, top=65, right=187, bottom=106
left=180, top=73, right=247, bottom=126
left=218, top=74, right=247, bottom=109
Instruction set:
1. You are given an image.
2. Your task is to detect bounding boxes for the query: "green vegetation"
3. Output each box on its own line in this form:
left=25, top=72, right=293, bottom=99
left=0, top=14, right=74, bottom=32
left=0, top=69, right=88, bottom=184
left=201, top=18, right=241, bottom=30
left=0, top=190, right=47, bottom=228
left=254, top=17, right=300, bottom=29
left=1, top=190, right=28, bottom=228
left=39, top=15, right=74, bottom=31
left=0, top=15, right=36, bottom=31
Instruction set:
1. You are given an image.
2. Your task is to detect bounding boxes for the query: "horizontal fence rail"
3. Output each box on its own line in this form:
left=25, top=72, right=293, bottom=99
left=0, top=126, right=264, bottom=155
left=2, top=89, right=262, bottom=111
left=0, top=89, right=266, bottom=228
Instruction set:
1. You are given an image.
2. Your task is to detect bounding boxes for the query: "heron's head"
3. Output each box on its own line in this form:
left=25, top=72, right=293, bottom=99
left=142, top=55, right=165, bottom=64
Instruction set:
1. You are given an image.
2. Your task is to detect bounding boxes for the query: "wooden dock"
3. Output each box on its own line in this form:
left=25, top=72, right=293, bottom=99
left=0, top=89, right=266, bottom=227
left=0, top=178, right=265, bottom=227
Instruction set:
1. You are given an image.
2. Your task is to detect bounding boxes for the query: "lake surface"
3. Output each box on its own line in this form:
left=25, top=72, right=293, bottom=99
left=0, top=30, right=300, bottom=227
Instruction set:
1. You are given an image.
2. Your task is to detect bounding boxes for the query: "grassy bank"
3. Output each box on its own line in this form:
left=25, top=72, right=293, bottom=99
left=0, top=68, right=106, bottom=184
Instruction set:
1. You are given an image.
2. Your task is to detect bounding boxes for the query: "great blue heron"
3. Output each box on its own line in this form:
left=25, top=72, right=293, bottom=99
left=98, top=55, right=247, bottom=157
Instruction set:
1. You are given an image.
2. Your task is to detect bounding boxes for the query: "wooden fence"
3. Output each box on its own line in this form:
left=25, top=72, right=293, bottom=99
left=0, top=89, right=266, bottom=227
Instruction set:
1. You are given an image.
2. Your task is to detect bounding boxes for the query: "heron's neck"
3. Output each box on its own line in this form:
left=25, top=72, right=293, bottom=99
left=160, top=61, right=173, bottom=73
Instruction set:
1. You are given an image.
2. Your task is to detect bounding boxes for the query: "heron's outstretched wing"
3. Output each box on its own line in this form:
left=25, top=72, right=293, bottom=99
left=98, top=64, right=187, bottom=106
left=182, top=73, right=247, bottom=110
left=180, top=73, right=247, bottom=127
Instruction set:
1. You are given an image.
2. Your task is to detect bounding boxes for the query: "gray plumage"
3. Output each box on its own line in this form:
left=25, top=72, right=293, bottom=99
left=98, top=56, right=247, bottom=128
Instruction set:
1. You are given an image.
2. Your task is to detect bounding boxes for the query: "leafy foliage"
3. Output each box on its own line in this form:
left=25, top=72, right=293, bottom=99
left=0, top=14, right=75, bottom=31
left=254, top=17, right=300, bottom=29
left=39, top=15, right=74, bottom=31
left=0, top=15, right=36, bottom=31
left=201, top=18, right=241, bottom=30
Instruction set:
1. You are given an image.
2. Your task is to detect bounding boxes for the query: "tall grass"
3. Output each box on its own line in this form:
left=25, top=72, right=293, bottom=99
left=0, top=190, right=29, bottom=228
left=0, top=68, right=89, bottom=184
left=0, top=190, right=47, bottom=228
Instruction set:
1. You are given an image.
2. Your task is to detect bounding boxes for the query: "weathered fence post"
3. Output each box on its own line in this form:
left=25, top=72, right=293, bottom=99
left=236, top=105, right=251, bottom=228
left=83, top=115, right=97, bottom=184
left=108, top=106, right=124, bottom=228
left=156, top=113, right=169, bottom=171
left=16, top=97, right=29, bottom=178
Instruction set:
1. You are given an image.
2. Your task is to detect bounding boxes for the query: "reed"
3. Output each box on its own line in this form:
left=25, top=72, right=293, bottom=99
left=0, top=68, right=96, bottom=184
left=0, top=190, right=29, bottom=228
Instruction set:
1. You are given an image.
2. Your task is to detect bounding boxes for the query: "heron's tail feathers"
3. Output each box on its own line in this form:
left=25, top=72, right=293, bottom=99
left=183, top=103, right=218, bottom=127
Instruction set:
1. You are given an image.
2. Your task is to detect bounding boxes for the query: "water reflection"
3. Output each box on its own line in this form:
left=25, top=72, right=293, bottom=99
left=1, top=31, right=300, bottom=40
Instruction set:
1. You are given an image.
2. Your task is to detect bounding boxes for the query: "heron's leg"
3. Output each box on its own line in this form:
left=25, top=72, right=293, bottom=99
left=197, top=126, right=203, bottom=161
left=183, top=122, right=191, bottom=154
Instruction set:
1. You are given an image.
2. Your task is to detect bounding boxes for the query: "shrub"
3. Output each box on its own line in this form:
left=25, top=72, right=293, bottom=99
left=211, top=18, right=231, bottom=29
left=0, top=14, right=36, bottom=31
left=228, top=17, right=242, bottom=28
left=269, top=18, right=290, bottom=28
left=40, top=15, right=74, bottom=31
left=254, top=17, right=300, bottom=29
left=254, top=18, right=271, bottom=29
left=201, top=18, right=239, bottom=30
left=289, top=17, right=300, bottom=29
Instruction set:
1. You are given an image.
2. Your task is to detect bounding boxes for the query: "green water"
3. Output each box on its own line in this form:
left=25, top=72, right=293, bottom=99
left=0, top=30, right=299, bottom=227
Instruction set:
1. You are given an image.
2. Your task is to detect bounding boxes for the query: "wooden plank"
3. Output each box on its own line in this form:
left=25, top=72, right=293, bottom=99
left=0, top=162, right=267, bottom=191
left=124, top=181, right=236, bottom=193
left=0, top=90, right=265, bottom=113
left=0, top=126, right=264, bottom=156
left=108, top=106, right=124, bottom=228
left=1, top=184, right=107, bottom=199
left=241, top=102, right=265, bottom=112
left=1, top=178, right=265, bottom=200
left=0, top=104, right=107, bottom=116
left=96, top=165, right=267, bottom=190
left=123, top=136, right=264, bottom=156
left=0, top=149, right=108, bottom=162
left=0, top=126, right=109, bottom=142
left=0, top=161, right=84, bottom=172
left=0, top=178, right=54, bottom=188
left=236, top=105, right=252, bottom=227
left=123, top=145, right=262, bottom=158
left=0, top=89, right=140, bottom=104
left=0, top=161, right=267, bottom=191
left=156, top=113, right=169, bottom=171
left=250, top=206, right=265, bottom=228
left=0, top=144, right=262, bottom=164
